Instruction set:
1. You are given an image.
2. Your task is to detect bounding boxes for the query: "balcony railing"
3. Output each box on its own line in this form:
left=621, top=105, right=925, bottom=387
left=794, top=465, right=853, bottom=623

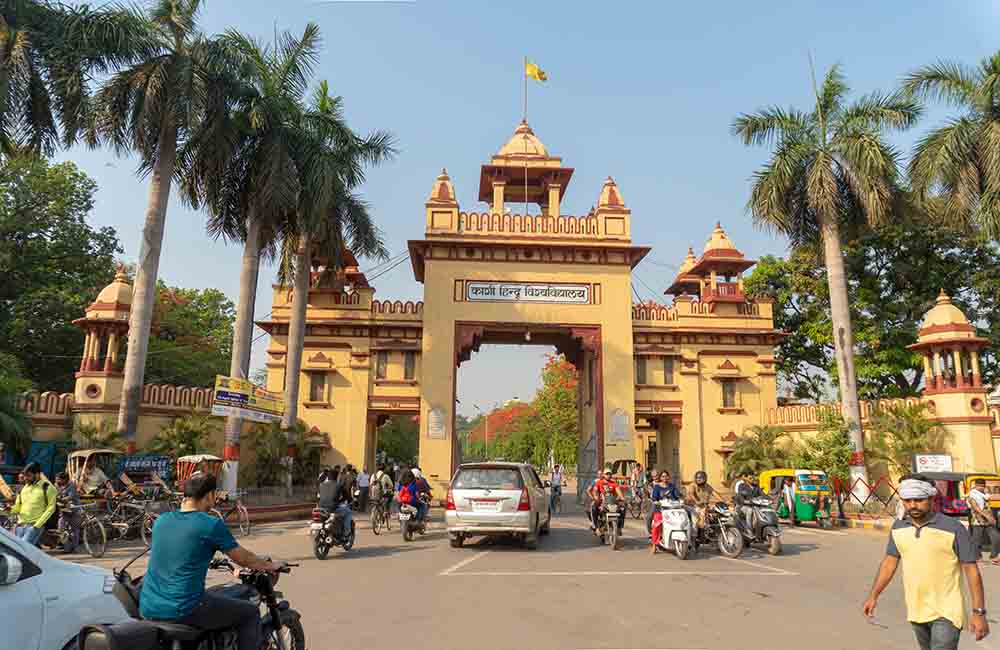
left=704, top=281, right=744, bottom=301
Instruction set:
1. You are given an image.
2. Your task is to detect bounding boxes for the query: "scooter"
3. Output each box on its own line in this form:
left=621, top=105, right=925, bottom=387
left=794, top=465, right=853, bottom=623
left=310, top=507, right=356, bottom=559
left=399, top=494, right=429, bottom=542
left=653, top=498, right=695, bottom=559
left=735, top=496, right=782, bottom=555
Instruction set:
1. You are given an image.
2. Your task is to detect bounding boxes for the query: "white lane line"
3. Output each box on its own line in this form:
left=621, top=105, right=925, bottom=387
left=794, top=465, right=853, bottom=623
left=446, top=569, right=798, bottom=577
left=438, top=550, right=490, bottom=576
left=577, top=648, right=708, bottom=650
left=781, top=526, right=847, bottom=536
left=721, top=555, right=793, bottom=575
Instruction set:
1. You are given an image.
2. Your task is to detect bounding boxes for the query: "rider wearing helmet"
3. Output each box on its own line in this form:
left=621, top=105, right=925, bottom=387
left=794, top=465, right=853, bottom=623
left=685, top=470, right=715, bottom=532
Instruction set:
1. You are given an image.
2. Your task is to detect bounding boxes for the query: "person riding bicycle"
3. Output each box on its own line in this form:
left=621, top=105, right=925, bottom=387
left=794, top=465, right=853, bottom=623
left=54, top=471, right=81, bottom=552
left=550, top=464, right=566, bottom=513
left=140, top=472, right=283, bottom=650
left=370, top=464, right=394, bottom=517
left=588, top=468, right=625, bottom=535
left=10, top=463, right=57, bottom=546
left=630, top=463, right=646, bottom=499
left=685, top=470, right=715, bottom=534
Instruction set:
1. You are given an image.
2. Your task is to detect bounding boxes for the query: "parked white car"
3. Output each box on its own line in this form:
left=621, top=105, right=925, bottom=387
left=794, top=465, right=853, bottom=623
left=1, top=527, right=128, bottom=650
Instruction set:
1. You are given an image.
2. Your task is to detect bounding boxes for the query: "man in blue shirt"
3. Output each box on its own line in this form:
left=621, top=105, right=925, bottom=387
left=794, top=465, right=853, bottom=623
left=140, top=472, right=282, bottom=650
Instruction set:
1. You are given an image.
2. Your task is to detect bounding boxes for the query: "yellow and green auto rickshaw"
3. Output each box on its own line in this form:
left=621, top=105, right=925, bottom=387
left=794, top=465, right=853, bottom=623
left=964, top=473, right=1000, bottom=517
left=759, top=468, right=834, bottom=528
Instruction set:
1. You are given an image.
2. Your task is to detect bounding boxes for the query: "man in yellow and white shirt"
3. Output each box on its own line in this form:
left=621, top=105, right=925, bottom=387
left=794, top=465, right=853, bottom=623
left=864, top=475, right=988, bottom=649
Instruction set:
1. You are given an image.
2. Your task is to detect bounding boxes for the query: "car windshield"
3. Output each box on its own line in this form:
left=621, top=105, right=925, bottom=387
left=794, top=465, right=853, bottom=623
left=453, top=468, right=524, bottom=490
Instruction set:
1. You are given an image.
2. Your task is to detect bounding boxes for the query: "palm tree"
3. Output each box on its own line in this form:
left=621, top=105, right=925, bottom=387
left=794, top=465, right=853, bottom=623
left=867, top=402, right=951, bottom=477
left=0, top=0, right=149, bottom=156
left=92, top=0, right=233, bottom=446
left=724, top=425, right=790, bottom=482
left=71, top=418, right=125, bottom=450
left=179, top=24, right=324, bottom=483
left=731, top=64, right=920, bottom=489
left=278, top=80, right=393, bottom=435
left=904, top=52, right=1000, bottom=236
left=0, top=377, right=31, bottom=457
left=147, top=411, right=219, bottom=458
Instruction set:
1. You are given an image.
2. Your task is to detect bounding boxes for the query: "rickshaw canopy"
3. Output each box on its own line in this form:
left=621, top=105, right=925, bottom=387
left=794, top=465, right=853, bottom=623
left=66, top=449, right=123, bottom=483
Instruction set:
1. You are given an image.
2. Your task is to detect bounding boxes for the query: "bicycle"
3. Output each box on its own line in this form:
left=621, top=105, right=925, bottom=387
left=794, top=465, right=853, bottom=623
left=51, top=503, right=108, bottom=558
left=103, top=494, right=158, bottom=547
left=370, top=494, right=393, bottom=535
left=211, top=490, right=251, bottom=537
left=551, top=485, right=564, bottom=514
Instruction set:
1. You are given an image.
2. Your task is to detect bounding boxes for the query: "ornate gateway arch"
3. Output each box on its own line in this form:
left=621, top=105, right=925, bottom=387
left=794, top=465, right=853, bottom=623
left=256, top=122, right=783, bottom=493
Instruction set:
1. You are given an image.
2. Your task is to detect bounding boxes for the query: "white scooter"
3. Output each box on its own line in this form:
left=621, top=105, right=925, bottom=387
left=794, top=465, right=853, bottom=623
left=654, top=498, right=695, bottom=559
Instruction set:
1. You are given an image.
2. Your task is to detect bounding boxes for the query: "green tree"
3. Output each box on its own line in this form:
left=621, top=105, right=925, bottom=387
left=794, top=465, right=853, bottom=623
left=866, top=402, right=952, bottom=477
left=144, top=285, right=235, bottom=386
left=146, top=411, right=219, bottom=458
left=0, top=352, right=32, bottom=457
left=377, top=416, right=418, bottom=465
left=0, top=157, right=121, bottom=391
left=527, top=354, right=579, bottom=467
left=71, top=417, right=124, bottom=450
left=241, top=419, right=322, bottom=487
left=724, top=425, right=790, bottom=482
left=904, top=52, right=1000, bottom=236
left=732, top=65, right=920, bottom=483
left=0, top=0, right=149, bottom=156
left=93, top=0, right=234, bottom=440
left=788, top=411, right=854, bottom=484
left=745, top=219, right=1000, bottom=401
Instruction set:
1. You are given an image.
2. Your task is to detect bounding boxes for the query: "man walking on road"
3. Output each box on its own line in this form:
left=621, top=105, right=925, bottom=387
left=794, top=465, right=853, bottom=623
left=863, top=474, right=989, bottom=649
left=968, top=478, right=1000, bottom=565
left=356, top=468, right=370, bottom=512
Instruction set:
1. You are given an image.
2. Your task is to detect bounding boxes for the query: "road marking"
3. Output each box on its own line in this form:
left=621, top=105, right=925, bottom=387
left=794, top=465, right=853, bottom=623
left=438, top=550, right=490, bottom=575
left=721, top=555, right=793, bottom=575
left=444, top=569, right=798, bottom=576
left=782, top=526, right=847, bottom=536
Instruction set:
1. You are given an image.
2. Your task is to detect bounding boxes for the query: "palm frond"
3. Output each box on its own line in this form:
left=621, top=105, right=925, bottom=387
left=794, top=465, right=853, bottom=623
left=902, top=59, right=981, bottom=108
left=730, top=106, right=809, bottom=146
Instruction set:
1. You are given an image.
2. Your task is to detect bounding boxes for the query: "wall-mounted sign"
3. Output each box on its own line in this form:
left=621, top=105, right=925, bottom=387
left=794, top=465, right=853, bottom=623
left=610, top=408, right=630, bottom=442
left=913, top=453, right=953, bottom=473
left=428, top=407, right=447, bottom=439
left=466, top=281, right=590, bottom=305
left=211, top=375, right=284, bottom=424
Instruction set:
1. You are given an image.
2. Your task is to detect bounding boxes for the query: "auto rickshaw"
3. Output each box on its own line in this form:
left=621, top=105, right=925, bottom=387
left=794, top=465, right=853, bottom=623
left=760, top=468, right=834, bottom=528
left=964, top=473, right=1000, bottom=517
left=176, top=454, right=224, bottom=488
left=67, top=449, right=125, bottom=500
left=921, top=472, right=969, bottom=517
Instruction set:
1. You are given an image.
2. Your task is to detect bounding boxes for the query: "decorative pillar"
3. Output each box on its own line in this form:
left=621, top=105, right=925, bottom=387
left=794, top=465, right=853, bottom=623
left=710, top=270, right=718, bottom=293
left=971, top=349, right=982, bottom=387
left=922, top=354, right=934, bottom=390
left=952, top=349, right=964, bottom=387
left=547, top=183, right=561, bottom=218
left=492, top=181, right=505, bottom=215
left=933, top=351, right=942, bottom=390
left=80, top=330, right=92, bottom=372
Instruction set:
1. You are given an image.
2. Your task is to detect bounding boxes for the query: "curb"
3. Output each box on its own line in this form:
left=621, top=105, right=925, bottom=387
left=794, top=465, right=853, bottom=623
left=834, top=517, right=894, bottom=531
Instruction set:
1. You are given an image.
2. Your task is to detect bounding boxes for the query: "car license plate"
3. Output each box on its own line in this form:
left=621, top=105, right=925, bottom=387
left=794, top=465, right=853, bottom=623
left=472, top=500, right=500, bottom=512
left=399, top=513, right=411, bottom=521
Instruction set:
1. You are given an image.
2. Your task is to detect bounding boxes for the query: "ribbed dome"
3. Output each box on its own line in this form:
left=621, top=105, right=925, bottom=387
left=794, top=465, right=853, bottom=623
left=921, top=290, right=971, bottom=329
left=703, top=222, right=737, bottom=253
left=95, top=267, right=132, bottom=306
left=497, top=121, right=548, bottom=158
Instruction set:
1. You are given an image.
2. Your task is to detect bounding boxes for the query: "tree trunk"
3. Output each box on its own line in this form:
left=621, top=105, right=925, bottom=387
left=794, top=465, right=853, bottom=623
left=222, top=215, right=262, bottom=492
left=281, top=233, right=311, bottom=495
left=115, top=120, right=178, bottom=450
left=819, top=211, right=870, bottom=499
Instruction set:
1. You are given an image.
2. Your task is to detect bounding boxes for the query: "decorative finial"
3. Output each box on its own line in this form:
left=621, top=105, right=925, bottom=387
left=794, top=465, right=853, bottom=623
left=114, top=264, right=127, bottom=282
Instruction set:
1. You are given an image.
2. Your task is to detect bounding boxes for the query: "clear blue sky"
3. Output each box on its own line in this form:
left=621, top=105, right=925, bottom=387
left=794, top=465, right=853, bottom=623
left=58, top=1, right=999, bottom=415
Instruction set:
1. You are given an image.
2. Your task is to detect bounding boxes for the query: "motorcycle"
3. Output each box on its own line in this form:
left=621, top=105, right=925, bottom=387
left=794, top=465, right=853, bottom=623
left=735, top=496, right=782, bottom=555
left=594, top=488, right=623, bottom=550
left=399, top=494, right=429, bottom=542
left=309, top=507, right=356, bottom=559
left=653, top=498, right=695, bottom=559
left=77, top=549, right=304, bottom=650
left=695, top=502, right=744, bottom=558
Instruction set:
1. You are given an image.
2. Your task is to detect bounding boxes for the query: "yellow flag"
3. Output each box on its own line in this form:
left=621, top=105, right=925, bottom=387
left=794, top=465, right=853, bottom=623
left=525, top=60, right=548, bottom=82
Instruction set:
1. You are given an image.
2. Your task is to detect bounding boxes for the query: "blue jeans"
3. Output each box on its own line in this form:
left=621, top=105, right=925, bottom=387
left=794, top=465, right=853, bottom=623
left=416, top=501, right=428, bottom=522
left=335, top=503, right=352, bottom=540
left=550, top=486, right=562, bottom=512
left=912, top=618, right=961, bottom=650
left=15, top=525, right=42, bottom=545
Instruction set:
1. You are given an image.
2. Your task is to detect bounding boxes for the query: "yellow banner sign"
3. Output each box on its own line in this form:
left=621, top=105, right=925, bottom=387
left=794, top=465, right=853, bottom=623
left=211, top=375, right=284, bottom=424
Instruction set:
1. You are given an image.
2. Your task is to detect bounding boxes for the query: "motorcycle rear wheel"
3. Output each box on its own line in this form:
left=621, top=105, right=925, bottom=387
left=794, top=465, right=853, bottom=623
left=718, top=526, right=744, bottom=558
left=607, top=523, right=618, bottom=549
left=313, top=538, right=330, bottom=560
left=402, top=522, right=413, bottom=542
left=343, top=522, right=356, bottom=551
left=768, top=534, right=782, bottom=555
left=674, top=539, right=690, bottom=560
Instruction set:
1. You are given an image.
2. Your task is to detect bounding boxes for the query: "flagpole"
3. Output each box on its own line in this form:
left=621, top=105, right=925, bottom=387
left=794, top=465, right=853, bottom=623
left=523, top=56, right=529, bottom=217
left=523, top=55, right=528, bottom=122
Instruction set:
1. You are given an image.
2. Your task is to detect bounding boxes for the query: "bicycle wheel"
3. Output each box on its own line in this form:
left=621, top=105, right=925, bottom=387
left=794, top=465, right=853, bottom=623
left=83, top=517, right=107, bottom=558
left=372, top=506, right=382, bottom=535
left=237, top=505, right=251, bottom=537
left=140, top=514, right=155, bottom=547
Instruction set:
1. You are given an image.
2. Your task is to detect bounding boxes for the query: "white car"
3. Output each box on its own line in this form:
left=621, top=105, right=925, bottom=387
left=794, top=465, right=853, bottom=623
left=1, top=527, right=129, bottom=650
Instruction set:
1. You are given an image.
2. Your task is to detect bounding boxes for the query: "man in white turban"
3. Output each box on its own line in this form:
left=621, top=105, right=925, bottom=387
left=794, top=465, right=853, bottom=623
left=863, top=474, right=988, bottom=649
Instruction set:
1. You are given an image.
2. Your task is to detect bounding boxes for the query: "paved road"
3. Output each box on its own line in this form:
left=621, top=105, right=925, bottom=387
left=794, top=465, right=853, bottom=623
left=67, top=508, right=1000, bottom=650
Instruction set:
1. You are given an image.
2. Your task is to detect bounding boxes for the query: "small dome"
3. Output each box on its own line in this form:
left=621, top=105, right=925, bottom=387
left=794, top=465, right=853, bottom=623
left=597, top=176, right=625, bottom=208
left=497, top=121, right=549, bottom=158
left=678, top=247, right=697, bottom=274
left=427, top=167, right=456, bottom=204
left=921, top=290, right=971, bottom=329
left=703, top=222, right=737, bottom=253
left=96, top=267, right=132, bottom=306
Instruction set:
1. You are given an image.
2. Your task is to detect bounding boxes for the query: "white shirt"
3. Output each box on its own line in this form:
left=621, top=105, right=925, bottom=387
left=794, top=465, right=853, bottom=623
left=357, top=471, right=370, bottom=488
left=969, top=487, right=990, bottom=524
